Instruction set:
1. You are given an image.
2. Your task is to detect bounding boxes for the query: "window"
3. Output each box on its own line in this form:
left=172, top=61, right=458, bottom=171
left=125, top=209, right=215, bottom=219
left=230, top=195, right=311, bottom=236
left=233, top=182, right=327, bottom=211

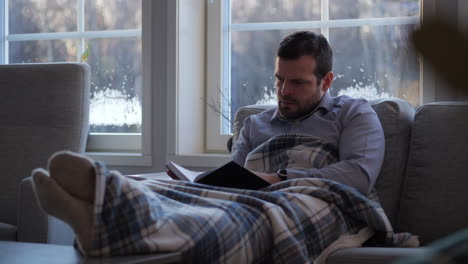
left=1, top=0, right=148, bottom=155
left=206, top=0, right=421, bottom=152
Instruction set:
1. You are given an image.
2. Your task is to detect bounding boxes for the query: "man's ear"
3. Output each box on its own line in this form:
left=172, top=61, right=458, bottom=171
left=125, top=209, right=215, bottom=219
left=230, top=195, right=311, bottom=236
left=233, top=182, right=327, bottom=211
left=321, top=71, right=334, bottom=92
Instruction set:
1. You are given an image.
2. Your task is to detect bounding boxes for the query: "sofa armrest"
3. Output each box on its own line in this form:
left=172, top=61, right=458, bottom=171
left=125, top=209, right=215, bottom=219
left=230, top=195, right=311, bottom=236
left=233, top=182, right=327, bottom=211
left=327, top=247, right=428, bottom=264
left=17, top=177, right=74, bottom=245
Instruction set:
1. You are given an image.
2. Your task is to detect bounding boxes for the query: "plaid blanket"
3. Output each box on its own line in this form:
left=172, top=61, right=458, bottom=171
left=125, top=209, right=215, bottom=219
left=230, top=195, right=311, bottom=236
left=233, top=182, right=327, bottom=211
left=244, top=134, right=338, bottom=173
left=85, top=162, right=418, bottom=263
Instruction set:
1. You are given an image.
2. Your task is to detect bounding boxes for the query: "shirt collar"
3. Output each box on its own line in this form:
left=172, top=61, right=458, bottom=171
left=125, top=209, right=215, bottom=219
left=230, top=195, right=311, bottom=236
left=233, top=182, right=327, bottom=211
left=271, top=91, right=334, bottom=122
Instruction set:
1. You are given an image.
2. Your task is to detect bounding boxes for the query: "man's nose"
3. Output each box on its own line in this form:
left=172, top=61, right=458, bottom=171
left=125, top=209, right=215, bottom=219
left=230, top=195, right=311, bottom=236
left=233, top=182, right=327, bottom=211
left=280, top=81, right=293, bottom=96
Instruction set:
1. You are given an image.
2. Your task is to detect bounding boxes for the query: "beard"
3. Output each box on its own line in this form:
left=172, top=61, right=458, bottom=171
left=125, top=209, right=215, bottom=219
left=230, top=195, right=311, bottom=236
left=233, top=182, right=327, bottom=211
left=277, top=95, right=319, bottom=120
left=278, top=99, right=304, bottom=119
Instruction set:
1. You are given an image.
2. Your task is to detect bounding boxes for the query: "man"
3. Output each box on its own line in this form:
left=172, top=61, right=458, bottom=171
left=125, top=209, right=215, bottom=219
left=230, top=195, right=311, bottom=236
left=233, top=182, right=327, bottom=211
left=233, top=31, right=385, bottom=195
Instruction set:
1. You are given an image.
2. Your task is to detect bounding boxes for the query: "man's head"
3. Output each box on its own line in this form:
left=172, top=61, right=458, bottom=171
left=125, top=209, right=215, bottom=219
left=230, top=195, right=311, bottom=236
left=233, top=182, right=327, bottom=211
left=275, top=31, right=334, bottom=119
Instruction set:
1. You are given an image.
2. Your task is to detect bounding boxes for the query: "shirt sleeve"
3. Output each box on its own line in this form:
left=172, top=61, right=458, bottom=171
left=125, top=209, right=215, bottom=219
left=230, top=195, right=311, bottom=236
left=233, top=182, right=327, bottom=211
left=285, top=101, right=385, bottom=195
left=231, top=117, right=253, bottom=167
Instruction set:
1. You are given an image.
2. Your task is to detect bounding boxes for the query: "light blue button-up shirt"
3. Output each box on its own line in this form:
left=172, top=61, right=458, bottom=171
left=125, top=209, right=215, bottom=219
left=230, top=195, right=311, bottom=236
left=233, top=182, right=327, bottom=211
left=232, top=92, right=385, bottom=195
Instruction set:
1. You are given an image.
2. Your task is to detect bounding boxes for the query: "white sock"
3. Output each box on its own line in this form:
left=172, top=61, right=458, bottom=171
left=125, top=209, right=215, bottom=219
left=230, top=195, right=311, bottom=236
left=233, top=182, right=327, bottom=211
left=32, top=168, right=94, bottom=252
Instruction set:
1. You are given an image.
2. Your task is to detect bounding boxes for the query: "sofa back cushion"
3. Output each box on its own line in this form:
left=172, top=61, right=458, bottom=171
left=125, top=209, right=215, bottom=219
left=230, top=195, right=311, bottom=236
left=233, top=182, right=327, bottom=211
left=398, top=102, right=468, bottom=245
left=232, top=104, right=276, bottom=144
left=369, top=98, right=415, bottom=228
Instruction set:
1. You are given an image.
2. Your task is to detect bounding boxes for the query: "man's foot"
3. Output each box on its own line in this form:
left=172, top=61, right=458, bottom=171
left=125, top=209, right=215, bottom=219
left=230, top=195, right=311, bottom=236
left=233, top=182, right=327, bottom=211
left=48, top=151, right=95, bottom=203
left=32, top=168, right=94, bottom=251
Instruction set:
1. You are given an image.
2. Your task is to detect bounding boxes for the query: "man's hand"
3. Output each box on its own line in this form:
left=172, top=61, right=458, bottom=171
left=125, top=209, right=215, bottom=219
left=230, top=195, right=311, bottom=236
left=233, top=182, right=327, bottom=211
left=253, top=172, right=281, bottom=184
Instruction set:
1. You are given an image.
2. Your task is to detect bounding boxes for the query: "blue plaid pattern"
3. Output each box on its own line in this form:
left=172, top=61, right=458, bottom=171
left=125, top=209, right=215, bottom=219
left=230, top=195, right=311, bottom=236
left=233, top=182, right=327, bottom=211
left=244, top=134, right=338, bottom=173
left=85, top=162, right=418, bottom=263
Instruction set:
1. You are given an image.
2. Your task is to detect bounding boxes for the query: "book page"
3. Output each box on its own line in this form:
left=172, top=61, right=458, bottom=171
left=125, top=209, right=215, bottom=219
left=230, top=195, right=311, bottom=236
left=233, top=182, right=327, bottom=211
left=166, top=161, right=204, bottom=182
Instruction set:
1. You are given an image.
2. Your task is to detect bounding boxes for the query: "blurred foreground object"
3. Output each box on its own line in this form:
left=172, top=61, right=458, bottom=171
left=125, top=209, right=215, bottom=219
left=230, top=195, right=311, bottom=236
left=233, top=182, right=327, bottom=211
left=394, top=228, right=468, bottom=264
left=412, top=19, right=468, bottom=95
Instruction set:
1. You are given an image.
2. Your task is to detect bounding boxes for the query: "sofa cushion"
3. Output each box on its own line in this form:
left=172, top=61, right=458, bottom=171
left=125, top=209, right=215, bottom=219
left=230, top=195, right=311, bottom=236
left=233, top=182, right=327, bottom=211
left=398, top=102, right=468, bottom=245
left=369, top=98, right=415, bottom=228
left=0, top=222, right=17, bottom=241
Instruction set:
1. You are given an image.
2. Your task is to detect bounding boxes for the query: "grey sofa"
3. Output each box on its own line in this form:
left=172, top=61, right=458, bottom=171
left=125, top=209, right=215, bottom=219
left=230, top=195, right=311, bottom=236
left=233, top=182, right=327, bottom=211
left=231, top=98, right=468, bottom=264
left=0, top=63, right=90, bottom=244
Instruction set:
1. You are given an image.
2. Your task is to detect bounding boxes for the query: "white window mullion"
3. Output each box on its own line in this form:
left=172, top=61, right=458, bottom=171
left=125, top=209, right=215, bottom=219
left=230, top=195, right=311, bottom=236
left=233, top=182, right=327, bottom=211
left=206, top=0, right=231, bottom=152
left=1, top=0, right=8, bottom=64
left=0, top=0, right=4, bottom=63
left=7, top=29, right=141, bottom=42
left=221, top=0, right=232, bottom=134
left=230, top=17, right=419, bottom=31
left=321, top=0, right=329, bottom=39
left=77, top=0, right=85, bottom=61
left=140, top=0, right=152, bottom=157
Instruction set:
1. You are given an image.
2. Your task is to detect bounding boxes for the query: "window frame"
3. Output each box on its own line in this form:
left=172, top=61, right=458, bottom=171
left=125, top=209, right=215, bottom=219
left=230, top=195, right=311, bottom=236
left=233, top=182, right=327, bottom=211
left=206, top=0, right=422, bottom=152
left=1, top=0, right=152, bottom=166
left=0, top=0, right=5, bottom=64
left=166, top=0, right=232, bottom=167
left=3, top=0, right=461, bottom=169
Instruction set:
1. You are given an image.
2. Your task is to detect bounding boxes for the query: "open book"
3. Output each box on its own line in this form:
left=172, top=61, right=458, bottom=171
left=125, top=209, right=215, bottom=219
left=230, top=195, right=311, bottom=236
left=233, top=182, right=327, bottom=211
left=165, top=160, right=270, bottom=190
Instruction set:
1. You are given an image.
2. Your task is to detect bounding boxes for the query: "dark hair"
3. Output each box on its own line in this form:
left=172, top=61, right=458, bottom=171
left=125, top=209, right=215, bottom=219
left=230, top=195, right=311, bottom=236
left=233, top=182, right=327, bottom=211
left=277, top=31, right=333, bottom=82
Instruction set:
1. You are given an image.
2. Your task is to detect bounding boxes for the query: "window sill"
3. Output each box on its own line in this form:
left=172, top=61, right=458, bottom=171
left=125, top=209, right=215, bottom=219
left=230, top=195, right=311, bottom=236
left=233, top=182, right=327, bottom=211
left=167, top=153, right=232, bottom=168
left=85, top=152, right=152, bottom=166
left=84, top=152, right=232, bottom=168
